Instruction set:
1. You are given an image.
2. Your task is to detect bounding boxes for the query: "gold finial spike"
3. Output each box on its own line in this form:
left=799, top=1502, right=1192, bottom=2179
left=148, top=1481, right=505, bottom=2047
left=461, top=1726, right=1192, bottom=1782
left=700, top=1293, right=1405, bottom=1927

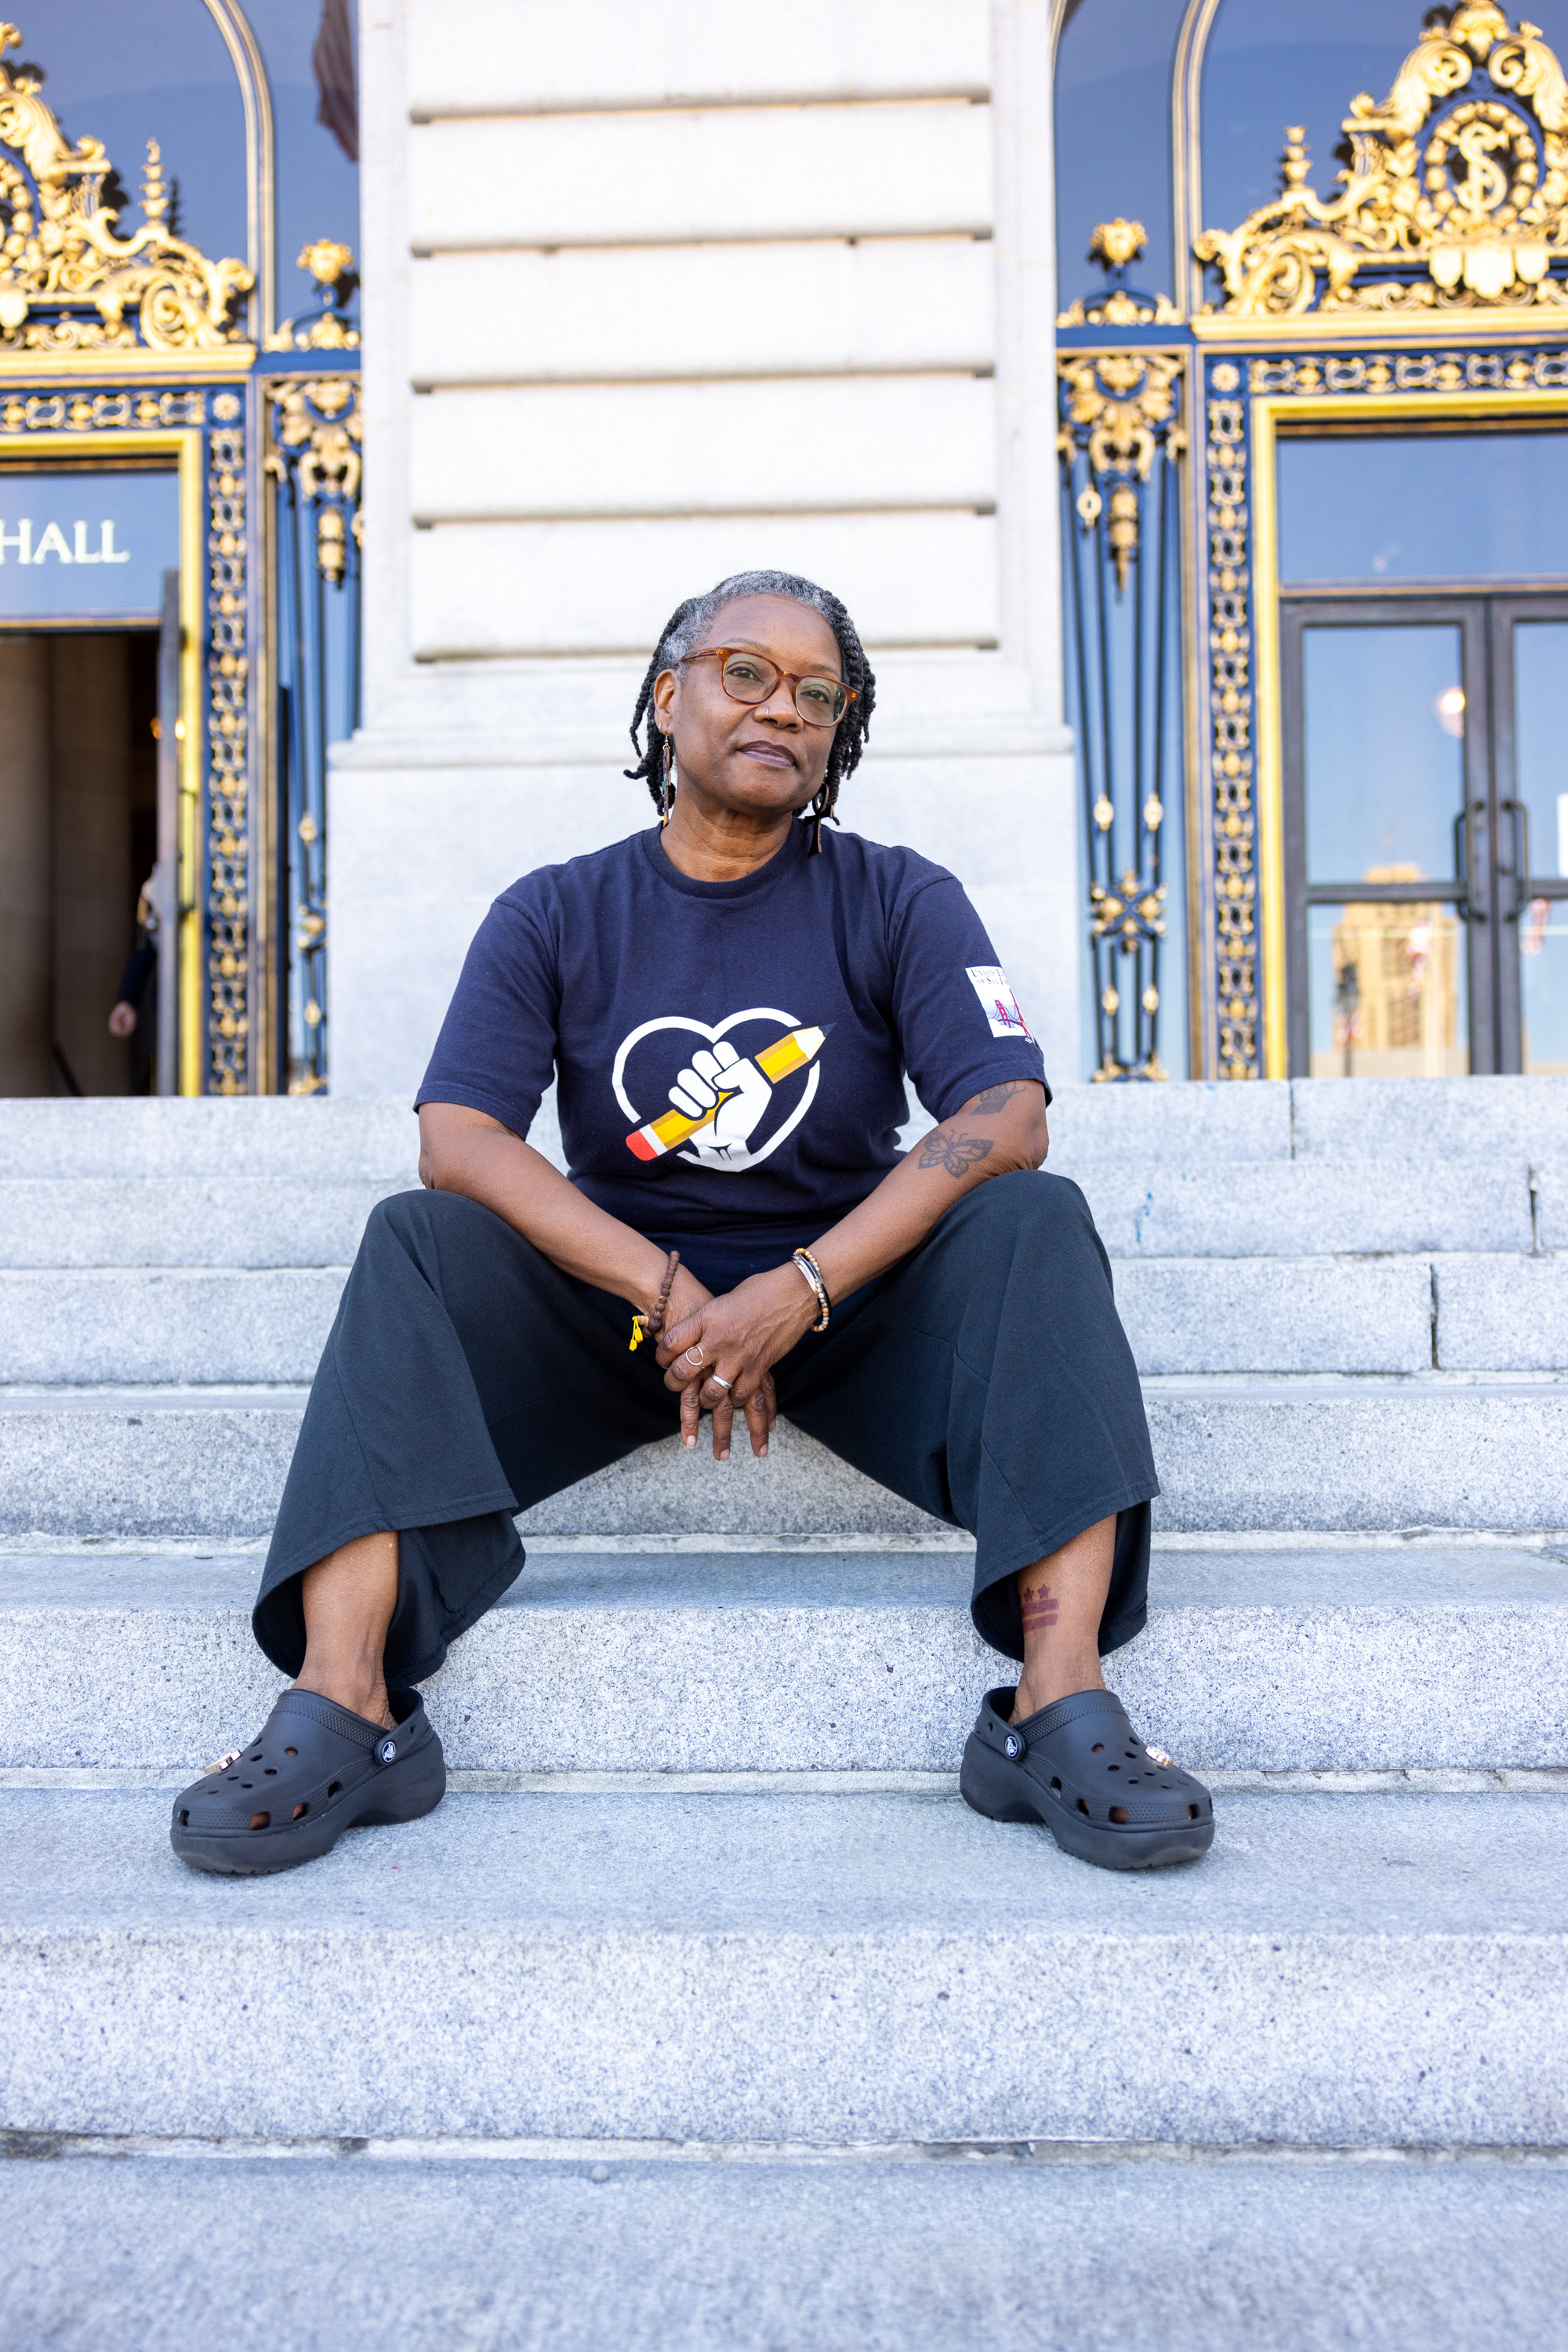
left=1280, top=126, right=1312, bottom=198
left=1090, top=218, right=1146, bottom=272
left=141, top=138, right=169, bottom=224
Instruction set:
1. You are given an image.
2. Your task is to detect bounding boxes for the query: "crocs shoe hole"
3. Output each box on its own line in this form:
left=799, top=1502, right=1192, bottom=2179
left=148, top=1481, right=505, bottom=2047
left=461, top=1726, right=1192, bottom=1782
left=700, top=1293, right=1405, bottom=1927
left=264, top=1768, right=277, bottom=1777
left=1109, top=1765, right=1120, bottom=1773
left=1050, top=1777, right=1062, bottom=1791
left=249, top=1752, right=263, bottom=1762
left=1109, top=1807, right=1127, bottom=1824
left=249, top=1811, right=270, bottom=1830
left=240, top=1782, right=253, bottom=1790
left=179, top=1809, right=189, bottom=1826
left=292, top=1803, right=308, bottom=1820
left=285, top=1747, right=298, bottom=1757
left=1077, top=1798, right=1090, bottom=1815
left=1091, top=1744, right=1104, bottom=1753
left=1189, top=1804, right=1200, bottom=1820
left=327, top=1780, right=341, bottom=1798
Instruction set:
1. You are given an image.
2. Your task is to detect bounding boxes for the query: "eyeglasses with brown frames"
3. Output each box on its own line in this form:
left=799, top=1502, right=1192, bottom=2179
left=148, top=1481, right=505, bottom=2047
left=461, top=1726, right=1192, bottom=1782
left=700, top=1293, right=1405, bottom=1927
left=677, top=646, right=855, bottom=727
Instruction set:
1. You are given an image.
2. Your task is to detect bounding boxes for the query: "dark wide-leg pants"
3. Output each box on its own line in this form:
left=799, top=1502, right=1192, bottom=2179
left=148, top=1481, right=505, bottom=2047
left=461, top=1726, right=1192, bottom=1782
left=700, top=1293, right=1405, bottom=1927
left=253, top=1171, right=1158, bottom=1684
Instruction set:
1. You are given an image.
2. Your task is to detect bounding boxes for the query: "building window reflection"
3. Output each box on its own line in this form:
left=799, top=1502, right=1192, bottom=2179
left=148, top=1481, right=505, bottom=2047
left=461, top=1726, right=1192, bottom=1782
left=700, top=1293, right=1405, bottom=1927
left=1314, top=887, right=1468, bottom=1080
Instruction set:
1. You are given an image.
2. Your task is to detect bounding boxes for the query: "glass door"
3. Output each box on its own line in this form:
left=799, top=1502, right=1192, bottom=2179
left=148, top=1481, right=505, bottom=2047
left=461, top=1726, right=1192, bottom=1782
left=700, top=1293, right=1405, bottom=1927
left=1282, top=602, right=1486, bottom=1077
left=1492, top=601, right=1568, bottom=1076
left=1282, top=595, right=1568, bottom=1077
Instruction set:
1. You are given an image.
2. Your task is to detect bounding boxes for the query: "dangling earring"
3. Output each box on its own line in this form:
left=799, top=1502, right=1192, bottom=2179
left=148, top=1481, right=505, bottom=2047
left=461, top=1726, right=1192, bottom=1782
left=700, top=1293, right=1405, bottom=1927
left=660, top=736, right=676, bottom=827
left=809, top=783, right=827, bottom=855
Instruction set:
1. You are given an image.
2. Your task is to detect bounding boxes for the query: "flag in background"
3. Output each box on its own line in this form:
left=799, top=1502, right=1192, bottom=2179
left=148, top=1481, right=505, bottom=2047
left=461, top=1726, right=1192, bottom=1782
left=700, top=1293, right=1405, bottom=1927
left=314, top=0, right=358, bottom=163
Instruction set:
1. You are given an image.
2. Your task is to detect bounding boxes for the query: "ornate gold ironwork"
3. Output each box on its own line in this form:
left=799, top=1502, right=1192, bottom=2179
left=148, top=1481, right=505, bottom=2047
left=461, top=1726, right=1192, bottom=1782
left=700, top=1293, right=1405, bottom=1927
left=1058, top=350, right=1185, bottom=590
left=265, top=376, right=362, bottom=580
left=1060, top=347, right=1185, bottom=1083
left=1196, top=5, right=1568, bottom=318
left=0, top=22, right=251, bottom=353
left=0, top=387, right=206, bottom=430
left=267, top=239, right=361, bottom=354
left=265, top=361, right=363, bottom=1094
left=1245, top=343, right=1568, bottom=394
left=1058, top=218, right=1182, bottom=328
left=207, top=394, right=249, bottom=1094
left=1204, top=394, right=1259, bottom=1081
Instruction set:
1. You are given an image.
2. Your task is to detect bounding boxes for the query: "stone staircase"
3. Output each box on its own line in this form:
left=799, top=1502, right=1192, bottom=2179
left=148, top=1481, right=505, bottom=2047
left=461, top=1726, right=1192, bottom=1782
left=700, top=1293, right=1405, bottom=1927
left=2, top=1077, right=1566, bottom=2348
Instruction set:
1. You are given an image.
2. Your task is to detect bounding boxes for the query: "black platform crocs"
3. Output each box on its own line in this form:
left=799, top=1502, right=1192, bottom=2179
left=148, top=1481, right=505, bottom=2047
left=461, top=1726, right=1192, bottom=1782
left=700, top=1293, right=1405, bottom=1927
left=960, top=1685, right=1214, bottom=1871
left=171, top=1686, right=445, bottom=1875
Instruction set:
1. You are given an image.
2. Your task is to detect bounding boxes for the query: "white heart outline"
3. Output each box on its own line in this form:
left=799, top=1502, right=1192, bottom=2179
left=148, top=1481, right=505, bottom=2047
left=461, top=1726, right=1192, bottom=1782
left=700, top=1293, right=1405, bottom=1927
left=612, top=1004, right=821, bottom=1174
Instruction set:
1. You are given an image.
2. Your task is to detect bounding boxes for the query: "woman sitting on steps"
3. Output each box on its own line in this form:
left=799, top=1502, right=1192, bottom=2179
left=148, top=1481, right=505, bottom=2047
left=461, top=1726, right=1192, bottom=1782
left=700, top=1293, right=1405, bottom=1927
left=172, top=569, right=1214, bottom=1879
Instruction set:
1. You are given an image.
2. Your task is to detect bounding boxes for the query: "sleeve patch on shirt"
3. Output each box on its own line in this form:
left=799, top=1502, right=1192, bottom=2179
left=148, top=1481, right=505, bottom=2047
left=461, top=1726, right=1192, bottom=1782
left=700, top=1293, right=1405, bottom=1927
left=966, top=965, right=1033, bottom=1040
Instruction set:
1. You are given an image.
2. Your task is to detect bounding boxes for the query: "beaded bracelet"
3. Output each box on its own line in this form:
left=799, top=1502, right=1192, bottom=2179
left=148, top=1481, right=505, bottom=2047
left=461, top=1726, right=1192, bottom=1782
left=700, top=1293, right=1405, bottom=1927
left=630, top=1248, right=681, bottom=1350
left=792, top=1247, right=830, bottom=1332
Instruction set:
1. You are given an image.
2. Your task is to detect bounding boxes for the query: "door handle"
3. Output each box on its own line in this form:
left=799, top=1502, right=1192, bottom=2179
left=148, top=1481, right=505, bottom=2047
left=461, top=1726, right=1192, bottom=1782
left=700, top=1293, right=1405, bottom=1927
left=1454, top=799, right=1488, bottom=921
left=1501, top=797, right=1532, bottom=918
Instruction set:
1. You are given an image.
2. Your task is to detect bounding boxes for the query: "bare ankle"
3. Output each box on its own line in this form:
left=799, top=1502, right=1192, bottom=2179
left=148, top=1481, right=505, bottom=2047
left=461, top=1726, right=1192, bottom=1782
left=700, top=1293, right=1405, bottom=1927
left=292, top=1669, right=394, bottom=1729
left=1012, top=1657, right=1105, bottom=1722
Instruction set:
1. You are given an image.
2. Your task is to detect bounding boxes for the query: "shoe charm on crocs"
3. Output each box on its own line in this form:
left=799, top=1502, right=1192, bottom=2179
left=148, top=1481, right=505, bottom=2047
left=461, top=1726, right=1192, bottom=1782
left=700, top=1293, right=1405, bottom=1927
left=1145, top=1744, right=1174, bottom=1767
left=377, top=1737, right=398, bottom=1764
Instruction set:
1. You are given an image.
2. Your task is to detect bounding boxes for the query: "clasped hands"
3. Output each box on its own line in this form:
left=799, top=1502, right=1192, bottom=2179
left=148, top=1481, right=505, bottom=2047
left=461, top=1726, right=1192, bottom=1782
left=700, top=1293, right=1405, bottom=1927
left=652, top=1261, right=819, bottom=1461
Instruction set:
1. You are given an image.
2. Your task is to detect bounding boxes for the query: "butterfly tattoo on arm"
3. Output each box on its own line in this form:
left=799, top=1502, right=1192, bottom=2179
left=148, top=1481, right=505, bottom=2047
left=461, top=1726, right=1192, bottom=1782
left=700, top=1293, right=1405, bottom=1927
left=916, top=1130, right=996, bottom=1180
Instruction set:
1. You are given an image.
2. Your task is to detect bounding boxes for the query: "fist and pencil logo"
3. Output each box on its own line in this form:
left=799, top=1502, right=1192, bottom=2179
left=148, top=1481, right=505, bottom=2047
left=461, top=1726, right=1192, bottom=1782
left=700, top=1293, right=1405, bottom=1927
left=613, top=1009, right=829, bottom=1172
left=611, top=968, right=1028, bottom=1176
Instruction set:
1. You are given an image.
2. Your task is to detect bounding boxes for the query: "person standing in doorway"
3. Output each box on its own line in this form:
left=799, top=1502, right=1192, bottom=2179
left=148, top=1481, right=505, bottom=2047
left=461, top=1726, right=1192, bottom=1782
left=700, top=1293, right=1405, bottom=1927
left=107, top=873, right=158, bottom=1095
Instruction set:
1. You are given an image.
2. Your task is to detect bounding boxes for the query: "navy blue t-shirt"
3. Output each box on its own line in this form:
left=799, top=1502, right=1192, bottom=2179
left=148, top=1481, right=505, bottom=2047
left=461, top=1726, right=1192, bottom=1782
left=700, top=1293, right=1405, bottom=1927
left=417, top=818, right=1049, bottom=1292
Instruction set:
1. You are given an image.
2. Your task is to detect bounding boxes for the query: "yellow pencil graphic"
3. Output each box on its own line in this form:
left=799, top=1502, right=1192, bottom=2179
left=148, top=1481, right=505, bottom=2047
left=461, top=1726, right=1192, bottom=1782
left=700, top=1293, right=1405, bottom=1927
left=625, top=1025, right=829, bottom=1160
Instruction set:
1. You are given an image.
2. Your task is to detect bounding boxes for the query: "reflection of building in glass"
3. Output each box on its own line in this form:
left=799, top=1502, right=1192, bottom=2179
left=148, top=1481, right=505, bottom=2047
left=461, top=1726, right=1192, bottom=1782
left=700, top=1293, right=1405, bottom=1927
left=1315, top=867, right=1467, bottom=1080
left=1522, top=898, right=1568, bottom=1074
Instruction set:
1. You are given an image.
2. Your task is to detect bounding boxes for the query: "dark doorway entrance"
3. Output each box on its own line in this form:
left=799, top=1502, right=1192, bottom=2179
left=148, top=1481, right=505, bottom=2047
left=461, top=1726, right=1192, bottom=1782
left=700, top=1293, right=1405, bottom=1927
left=0, top=630, right=160, bottom=1095
left=1281, top=594, right=1568, bottom=1079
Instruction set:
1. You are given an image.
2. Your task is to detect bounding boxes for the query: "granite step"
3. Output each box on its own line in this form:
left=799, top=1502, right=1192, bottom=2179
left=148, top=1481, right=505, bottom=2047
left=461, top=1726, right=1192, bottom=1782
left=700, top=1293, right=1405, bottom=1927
left=2, top=1780, right=1566, bottom=2146
left=0, top=1177, right=408, bottom=1269
left=0, top=1160, right=1548, bottom=1268
left=0, top=1377, right=1564, bottom=1541
left=5, top=1074, right=1565, bottom=1175
left=3, top=2143, right=1565, bottom=2352
left=1, top=1252, right=1562, bottom=1380
left=1064, top=1160, right=1547, bottom=1258
left=2, top=1541, right=1564, bottom=1777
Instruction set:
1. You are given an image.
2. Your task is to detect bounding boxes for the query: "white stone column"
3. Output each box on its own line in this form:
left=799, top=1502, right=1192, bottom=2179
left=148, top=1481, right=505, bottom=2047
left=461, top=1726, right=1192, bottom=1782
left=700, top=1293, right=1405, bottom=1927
left=50, top=633, right=132, bottom=1097
left=0, top=634, right=54, bottom=1095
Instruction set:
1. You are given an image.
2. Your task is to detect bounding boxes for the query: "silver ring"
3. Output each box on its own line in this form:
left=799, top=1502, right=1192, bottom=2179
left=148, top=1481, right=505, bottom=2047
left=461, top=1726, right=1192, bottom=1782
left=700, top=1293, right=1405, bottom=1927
left=710, top=1374, right=733, bottom=1392
left=683, top=1345, right=705, bottom=1367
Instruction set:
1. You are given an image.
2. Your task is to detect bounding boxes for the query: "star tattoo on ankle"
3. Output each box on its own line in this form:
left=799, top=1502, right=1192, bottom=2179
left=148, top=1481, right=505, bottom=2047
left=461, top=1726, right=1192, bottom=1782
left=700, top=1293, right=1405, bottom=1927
left=1020, top=1584, right=1059, bottom=1632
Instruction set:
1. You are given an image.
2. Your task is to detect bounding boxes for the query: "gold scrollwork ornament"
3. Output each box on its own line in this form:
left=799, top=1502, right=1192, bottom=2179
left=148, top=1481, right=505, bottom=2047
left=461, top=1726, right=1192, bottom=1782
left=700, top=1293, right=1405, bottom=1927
left=267, top=239, right=361, bottom=354
left=265, top=375, right=363, bottom=582
left=1058, top=218, right=1183, bottom=328
left=1196, top=5, right=1568, bottom=316
left=0, top=24, right=250, bottom=351
left=1058, top=350, right=1185, bottom=590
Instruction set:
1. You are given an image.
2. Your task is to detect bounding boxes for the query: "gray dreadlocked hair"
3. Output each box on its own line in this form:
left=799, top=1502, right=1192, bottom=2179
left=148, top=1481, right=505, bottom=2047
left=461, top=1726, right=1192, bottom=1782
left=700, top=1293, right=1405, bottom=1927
left=624, top=570, right=876, bottom=853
